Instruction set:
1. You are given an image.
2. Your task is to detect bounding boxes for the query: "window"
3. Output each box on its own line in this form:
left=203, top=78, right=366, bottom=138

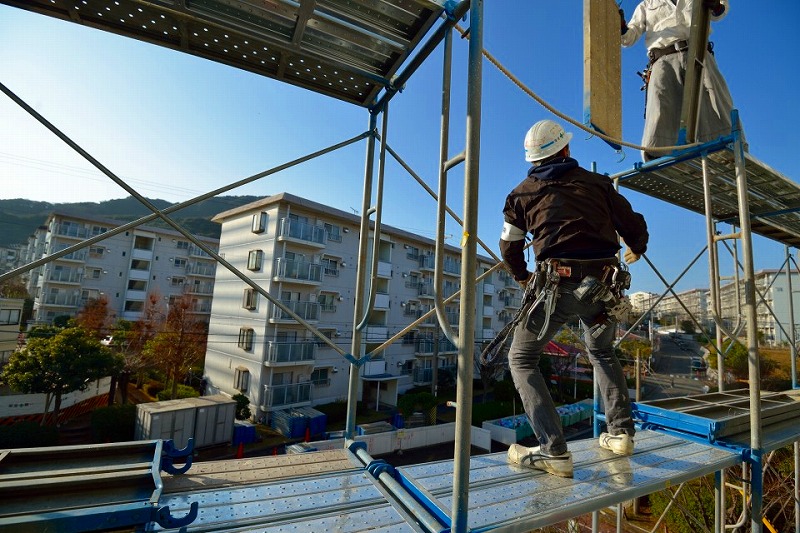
left=173, top=258, right=187, bottom=268
left=88, top=246, right=105, bottom=258
left=176, top=240, right=190, bottom=249
left=242, top=288, right=258, bottom=310
left=127, top=280, right=147, bottom=291
left=310, top=368, right=330, bottom=386
left=133, top=236, right=154, bottom=250
left=234, top=367, right=250, bottom=392
left=89, top=268, right=103, bottom=279
left=321, top=256, right=339, bottom=277
left=0, top=309, right=21, bottom=325
left=170, top=276, right=185, bottom=286
left=124, top=300, right=144, bottom=312
left=252, top=212, right=268, bottom=234
left=238, top=328, right=255, bottom=351
left=319, top=293, right=337, bottom=312
left=324, top=223, right=341, bottom=242
left=399, top=360, right=413, bottom=375
left=247, top=250, right=263, bottom=271
left=402, top=330, right=417, bottom=345
left=130, top=259, right=150, bottom=271
left=91, top=225, right=108, bottom=236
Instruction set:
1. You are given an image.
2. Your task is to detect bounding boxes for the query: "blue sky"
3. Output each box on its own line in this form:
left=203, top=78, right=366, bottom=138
left=0, top=2, right=797, bottom=295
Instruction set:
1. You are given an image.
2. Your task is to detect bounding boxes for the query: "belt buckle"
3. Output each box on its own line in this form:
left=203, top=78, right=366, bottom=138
left=555, top=265, right=572, bottom=278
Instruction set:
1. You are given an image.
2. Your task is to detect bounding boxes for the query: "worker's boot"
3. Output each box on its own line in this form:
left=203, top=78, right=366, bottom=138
left=507, top=444, right=573, bottom=478
left=599, top=432, right=634, bottom=456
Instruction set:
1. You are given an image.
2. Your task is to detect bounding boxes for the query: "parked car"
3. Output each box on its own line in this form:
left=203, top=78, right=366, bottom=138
left=690, top=357, right=707, bottom=372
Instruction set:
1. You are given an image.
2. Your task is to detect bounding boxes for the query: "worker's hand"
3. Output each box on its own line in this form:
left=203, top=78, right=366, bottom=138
left=517, top=271, right=532, bottom=289
left=702, top=0, right=724, bottom=15
left=624, top=246, right=641, bottom=265
left=619, top=8, right=628, bottom=34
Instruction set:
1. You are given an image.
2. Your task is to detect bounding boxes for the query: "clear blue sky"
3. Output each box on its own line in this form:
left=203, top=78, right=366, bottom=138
left=0, top=2, right=797, bottom=295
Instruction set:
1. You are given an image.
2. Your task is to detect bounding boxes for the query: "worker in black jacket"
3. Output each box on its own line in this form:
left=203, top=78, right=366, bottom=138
left=500, top=119, right=648, bottom=477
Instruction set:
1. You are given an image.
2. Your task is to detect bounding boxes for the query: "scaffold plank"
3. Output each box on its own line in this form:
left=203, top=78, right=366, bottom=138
left=615, top=147, right=800, bottom=248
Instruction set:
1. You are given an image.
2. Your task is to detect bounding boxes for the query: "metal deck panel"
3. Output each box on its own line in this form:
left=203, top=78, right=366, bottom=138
left=615, top=148, right=800, bottom=248
left=634, top=389, right=800, bottom=441
left=398, top=430, right=739, bottom=532
left=163, top=448, right=362, bottom=492
left=152, top=470, right=417, bottom=532
left=1, top=0, right=447, bottom=107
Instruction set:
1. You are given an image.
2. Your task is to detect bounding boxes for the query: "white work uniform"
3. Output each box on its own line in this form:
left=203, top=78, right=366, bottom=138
left=622, top=0, right=742, bottom=160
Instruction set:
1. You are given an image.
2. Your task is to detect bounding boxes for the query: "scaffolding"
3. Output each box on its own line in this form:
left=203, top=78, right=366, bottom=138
left=1, top=1, right=800, bottom=532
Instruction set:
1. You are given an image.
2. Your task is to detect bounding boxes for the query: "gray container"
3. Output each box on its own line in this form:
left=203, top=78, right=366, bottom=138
left=186, top=395, right=236, bottom=448
left=135, top=399, right=197, bottom=449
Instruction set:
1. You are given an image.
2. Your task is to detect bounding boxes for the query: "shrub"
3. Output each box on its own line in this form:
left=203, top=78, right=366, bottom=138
left=156, top=383, right=199, bottom=401
left=397, top=392, right=438, bottom=417
left=91, top=404, right=136, bottom=443
left=0, top=421, right=58, bottom=448
left=232, top=393, right=252, bottom=420
left=144, top=381, right=164, bottom=399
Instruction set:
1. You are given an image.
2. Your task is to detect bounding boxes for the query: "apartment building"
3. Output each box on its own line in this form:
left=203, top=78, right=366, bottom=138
left=203, top=193, right=518, bottom=423
left=651, top=288, right=710, bottom=329
left=719, top=269, right=800, bottom=345
left=0, top=298, right=24, bottom=364
left=24, top=212, right=219, bottom=326
left=0, top=245, right=25, bottom=275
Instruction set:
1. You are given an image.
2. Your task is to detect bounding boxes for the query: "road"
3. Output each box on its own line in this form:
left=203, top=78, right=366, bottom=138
left=640, top=332, right=711, bottom=400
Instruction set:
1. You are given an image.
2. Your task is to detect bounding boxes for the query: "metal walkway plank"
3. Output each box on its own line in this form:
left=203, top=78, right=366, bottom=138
left=398, top=430, right=739, bottom=532
left=615, top=147, right=800, bottom=248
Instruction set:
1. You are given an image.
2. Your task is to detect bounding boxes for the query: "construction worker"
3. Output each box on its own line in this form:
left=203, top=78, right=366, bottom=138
left=621, top=0, right=743, bottom=161
left=500, top=119, right=649, bottom=477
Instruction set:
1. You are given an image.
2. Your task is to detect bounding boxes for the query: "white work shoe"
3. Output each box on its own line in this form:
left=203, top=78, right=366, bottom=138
left=507, top=444, right=573, bottom=478
left=599, top=432, right=634, bottom=456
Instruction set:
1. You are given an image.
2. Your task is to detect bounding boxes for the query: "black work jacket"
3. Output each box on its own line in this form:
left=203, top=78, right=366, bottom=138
left=499, top=158, right=649, bottom=281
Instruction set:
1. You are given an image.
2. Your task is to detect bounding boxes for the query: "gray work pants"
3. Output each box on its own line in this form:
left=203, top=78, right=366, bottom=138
left=507, top=279, right=634, bottom=456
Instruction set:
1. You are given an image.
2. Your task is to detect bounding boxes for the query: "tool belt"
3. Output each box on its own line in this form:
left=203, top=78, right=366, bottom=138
left=648, top=40, right=714, bottom=64
left=537, top=258, right=619, bottom=282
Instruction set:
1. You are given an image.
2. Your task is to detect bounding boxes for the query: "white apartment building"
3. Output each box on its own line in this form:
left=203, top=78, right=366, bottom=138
left=0, top=245, right=25, bottom=275
left=0, top=298, right=24, bottom=365
left=24, top=212, right=219, bottom=326
left=652, top=288, right=710, bottom=329
left=720, top=269, right=800, bottom=345
left=203, top=193, right=518, bottom=423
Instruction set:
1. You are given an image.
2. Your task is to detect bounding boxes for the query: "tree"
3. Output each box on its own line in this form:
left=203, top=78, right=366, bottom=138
left=143, top=294, right=207, bottom=400
left=0, top=327, right=124, bottom=425
left=75, top=296, right=112, bottom=339
left=680, top=319, right=696, bottom=335
left=232, top=393, right=252, bottom=420
left=0, top=275, right=28, bottom=299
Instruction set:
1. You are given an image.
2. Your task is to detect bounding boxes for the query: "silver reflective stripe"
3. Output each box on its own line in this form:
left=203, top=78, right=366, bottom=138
left=500, top=222, right=526, bottom=242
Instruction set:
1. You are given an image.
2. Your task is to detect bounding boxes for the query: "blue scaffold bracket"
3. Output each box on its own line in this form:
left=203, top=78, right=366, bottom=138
left=342, top=352, right=371, bottom=367
left=443, top=0, right=460, bottom=20
left=366, top=459, right=397, bottom=479
left=161, top=438, right=194, bottom=475
left=347, top=440, right=368, bottom=454
left=154, top=501, right=199, bottom=529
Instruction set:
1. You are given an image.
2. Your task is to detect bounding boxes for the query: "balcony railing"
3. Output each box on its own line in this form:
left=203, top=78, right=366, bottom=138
left=188, top=244, right=216, bottom=258
left=320, top=303, right=337, bottom=313
left=271, top=300, right=320, bottom=321
left=187, top=282, right=214, bottom=295
left=48, top=270, right=82, bottom=284
left=52, top=246, right=87, bottom=262
left=262, top=382, right=311, bottom=408
left=418, top=255, right=434, bottom=270
left=54, top=224, right=89, bottom=239
left=415, top=338, right=457, bottom=354
left=265, top=341, right=316, bottom=364
left=187, top=263, right=216, bottom=277
left=443, top=258, right=460, bottom=275
left=278, top=218, right=326, bottom=245
left=189, top=302, right=212, bottom=313
left=413, top=364, right=456, bottom=384
left=43, top=292, right=80, bottom=306
left=274, top=258, right=322, bottom=283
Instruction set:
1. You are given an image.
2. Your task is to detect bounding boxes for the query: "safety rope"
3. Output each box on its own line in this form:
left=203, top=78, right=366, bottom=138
left=454, top=23, right=701, bottom=155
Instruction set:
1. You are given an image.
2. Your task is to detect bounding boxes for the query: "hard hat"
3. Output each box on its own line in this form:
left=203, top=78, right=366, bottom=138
left=524, top=119, right=573, bottom=163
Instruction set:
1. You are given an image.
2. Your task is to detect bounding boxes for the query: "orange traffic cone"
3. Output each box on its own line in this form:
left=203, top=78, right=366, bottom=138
left=235, top=442, right=244, bottom=459
left=305, top=427, right=311, bottom=442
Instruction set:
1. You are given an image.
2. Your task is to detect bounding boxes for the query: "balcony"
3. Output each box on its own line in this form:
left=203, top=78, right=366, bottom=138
left=42, top=292, right=80, bottom=307
left=374, top=293, right=390, bottom=310
left=412, top=364, right=456, bottom=385
left=262, top=382, right=312, bottom=409
left=377, top=261, right=392, bottom=278
left=482, top=306, right=494, bottom=317
left=187, top=282, right=214, bottom=295
left=503, top=296, right=522, bottom=309
left=187, top=263, right=216, bottom=277
left=48, top=270, right=82, bottom=284
left=54, top=224, right=89, bottom=239
left=188, top=244, right=215, bottom=258
left=273, top=258, right=322, bottom=284
left=131, top=248, right=154, bottom=260
left=415, top=338, right=457, bottom=355
left=443, top=258, right=460, bottom=276
left=278, top=218, right=326, bottom=247
left=418, top=255, right=434, bottom=271
left=483, top=283, right=496, bottom=295
left=270, top=300, right=320, bottom=323
left=51, top=247, right=86, bottom=262
left=418, top=282, right=434, bottom=298
left=481, top=329, right=496, bottom=341
left=189, top=302, right=212, bottom=314
left=265, top=341, right=316, bottom=366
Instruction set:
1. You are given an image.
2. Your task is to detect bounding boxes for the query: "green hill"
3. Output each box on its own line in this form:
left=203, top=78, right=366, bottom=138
left=0, top=195, right=261, bottom=247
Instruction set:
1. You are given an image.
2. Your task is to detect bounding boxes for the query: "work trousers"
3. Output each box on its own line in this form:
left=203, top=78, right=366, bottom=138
left=507, top=279, right=634, bottom=456
left=642, top=50, right=743, bottom=160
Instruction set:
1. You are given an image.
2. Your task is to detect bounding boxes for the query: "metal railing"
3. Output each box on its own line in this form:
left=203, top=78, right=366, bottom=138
left=265, top=341, right=316, bottom=364
left=279, top=218, right=326, bottom=245
left=271, top=300, right=320, bottom=321
left=262, top=382, right=311, bottom=408
left=274, top=258, right=322, bottom=282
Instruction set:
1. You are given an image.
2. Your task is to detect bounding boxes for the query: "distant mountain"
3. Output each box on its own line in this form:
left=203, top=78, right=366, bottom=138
left=0, top=195, right=262, bottom=247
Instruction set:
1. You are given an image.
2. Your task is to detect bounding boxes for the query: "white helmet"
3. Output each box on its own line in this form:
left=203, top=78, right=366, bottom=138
left=524, top=119, right=573, bottom=163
